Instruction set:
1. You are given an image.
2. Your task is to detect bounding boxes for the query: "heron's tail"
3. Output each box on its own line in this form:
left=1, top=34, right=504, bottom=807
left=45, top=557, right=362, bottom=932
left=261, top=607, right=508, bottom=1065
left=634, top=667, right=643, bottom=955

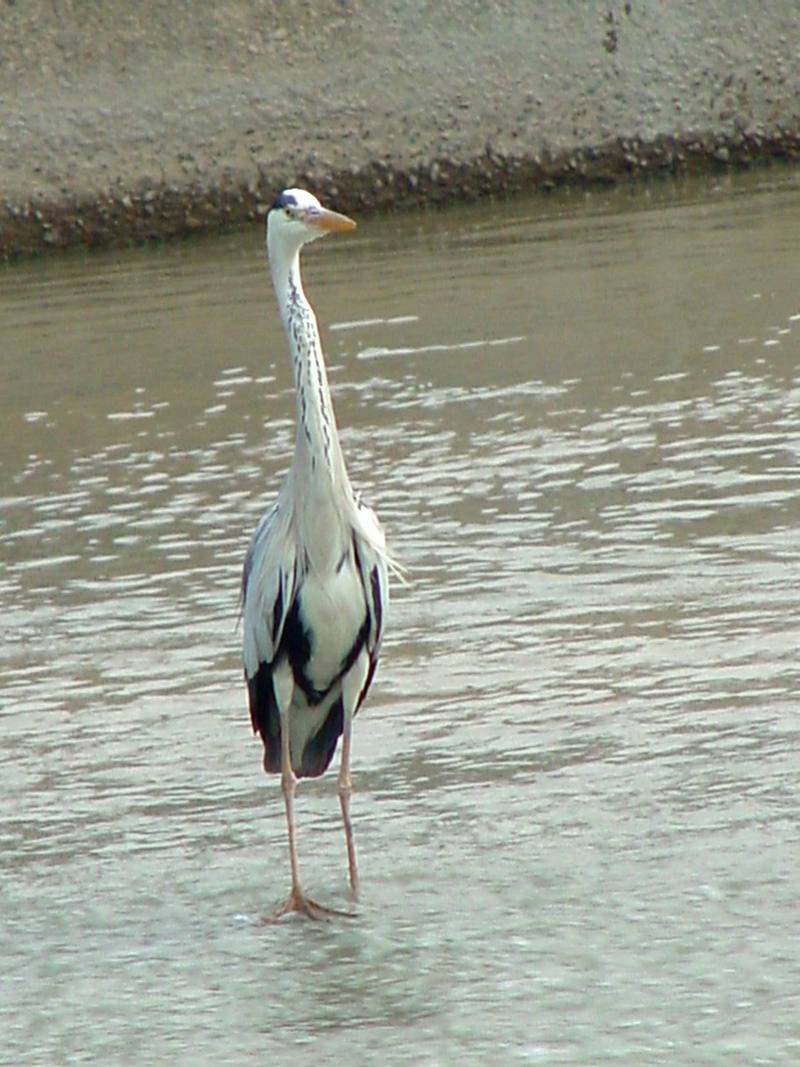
left=298, top=698, right=344, bottom=778
left=247, top=666, right=344, bottom=779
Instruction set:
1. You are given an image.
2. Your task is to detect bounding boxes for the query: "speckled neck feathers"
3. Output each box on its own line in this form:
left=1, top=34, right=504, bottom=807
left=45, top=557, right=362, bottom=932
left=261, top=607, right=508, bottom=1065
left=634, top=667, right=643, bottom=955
left=270, top=240, right=349, bottom=493
left=268, top=231, right=356, bottom=577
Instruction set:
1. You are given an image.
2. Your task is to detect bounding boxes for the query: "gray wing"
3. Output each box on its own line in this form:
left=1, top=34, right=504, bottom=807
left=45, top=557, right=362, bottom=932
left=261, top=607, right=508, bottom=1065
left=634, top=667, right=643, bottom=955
left=241, top=500, right=297, bottom=763
left=352, top=498, right=390, bottom=712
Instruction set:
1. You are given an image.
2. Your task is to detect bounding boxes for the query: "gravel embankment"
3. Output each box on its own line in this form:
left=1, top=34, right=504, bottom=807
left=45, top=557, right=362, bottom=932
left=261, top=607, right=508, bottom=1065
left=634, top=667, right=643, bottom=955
left=1, top=0, right=799, bottom=258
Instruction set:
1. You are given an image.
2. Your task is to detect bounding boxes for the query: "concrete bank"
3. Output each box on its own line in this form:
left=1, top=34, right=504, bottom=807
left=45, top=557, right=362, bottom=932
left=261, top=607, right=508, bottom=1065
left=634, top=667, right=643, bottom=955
left=1, top=0, right=799, bottom=259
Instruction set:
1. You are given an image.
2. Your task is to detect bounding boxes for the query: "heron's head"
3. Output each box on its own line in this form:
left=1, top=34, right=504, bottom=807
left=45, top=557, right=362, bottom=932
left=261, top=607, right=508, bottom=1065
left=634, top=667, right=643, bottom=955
left=267, top=189, right=356, bottom=254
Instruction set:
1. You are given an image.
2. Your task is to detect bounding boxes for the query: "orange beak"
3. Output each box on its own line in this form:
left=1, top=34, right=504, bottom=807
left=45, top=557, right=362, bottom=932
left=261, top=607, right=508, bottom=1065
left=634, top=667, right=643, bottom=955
left=312, top=207, right=357, bottom=233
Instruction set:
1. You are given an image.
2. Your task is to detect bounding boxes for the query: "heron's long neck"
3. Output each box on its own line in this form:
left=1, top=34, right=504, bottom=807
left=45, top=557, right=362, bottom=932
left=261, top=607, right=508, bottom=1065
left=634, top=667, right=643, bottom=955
left=272, top=246, right=350, bottom=495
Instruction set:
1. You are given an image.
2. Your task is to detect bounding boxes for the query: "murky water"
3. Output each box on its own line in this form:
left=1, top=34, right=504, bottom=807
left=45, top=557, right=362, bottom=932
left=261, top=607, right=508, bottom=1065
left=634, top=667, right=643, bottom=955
left=2, top=170, right=800, bottom=1065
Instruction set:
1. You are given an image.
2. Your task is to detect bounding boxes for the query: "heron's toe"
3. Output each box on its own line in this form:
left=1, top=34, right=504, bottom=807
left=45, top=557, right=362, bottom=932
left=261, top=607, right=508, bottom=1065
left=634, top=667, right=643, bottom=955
left=266, top=887, right=356, bottom=922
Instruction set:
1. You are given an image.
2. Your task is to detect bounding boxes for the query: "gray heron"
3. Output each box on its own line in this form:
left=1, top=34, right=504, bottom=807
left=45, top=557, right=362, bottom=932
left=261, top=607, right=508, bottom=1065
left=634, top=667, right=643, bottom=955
left=241, top=188, right=393, bottom=919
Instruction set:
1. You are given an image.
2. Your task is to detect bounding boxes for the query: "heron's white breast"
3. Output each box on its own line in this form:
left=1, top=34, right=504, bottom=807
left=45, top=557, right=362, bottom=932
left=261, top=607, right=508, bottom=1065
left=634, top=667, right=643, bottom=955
left=297, top=549, right=366, bottom=693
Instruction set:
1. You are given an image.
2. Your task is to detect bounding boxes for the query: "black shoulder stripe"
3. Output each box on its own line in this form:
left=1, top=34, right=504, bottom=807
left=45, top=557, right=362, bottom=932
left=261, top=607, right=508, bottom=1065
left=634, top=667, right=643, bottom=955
left=356, top=654, right=379, bottom=713
left=369, top=565, right=383, bottom=643
left=351, top=534, right=362, bottom=572
left=282, top=596, right=313, bottom=686
left=339, top=612, right=370, bottom=678
left=271, top=582, right=284, bottom=644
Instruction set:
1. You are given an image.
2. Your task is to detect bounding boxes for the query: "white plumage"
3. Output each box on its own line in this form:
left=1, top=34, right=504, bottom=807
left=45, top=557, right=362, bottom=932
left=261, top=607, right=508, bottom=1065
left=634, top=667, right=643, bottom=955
left=241, top=188, right=392, bottom=919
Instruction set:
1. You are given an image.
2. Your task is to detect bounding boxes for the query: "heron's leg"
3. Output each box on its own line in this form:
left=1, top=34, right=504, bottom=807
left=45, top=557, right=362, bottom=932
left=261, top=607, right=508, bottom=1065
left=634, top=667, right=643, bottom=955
left=281, top=759, right=303, bottom=899
left=338, top=719, right=359, bottom=899
left=269, top=712, right=354, bottom=922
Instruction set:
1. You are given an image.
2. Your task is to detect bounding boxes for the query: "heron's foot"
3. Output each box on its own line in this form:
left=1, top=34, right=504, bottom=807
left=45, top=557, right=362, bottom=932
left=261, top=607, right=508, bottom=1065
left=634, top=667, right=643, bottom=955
left=266, top=886, right=356, bottom=922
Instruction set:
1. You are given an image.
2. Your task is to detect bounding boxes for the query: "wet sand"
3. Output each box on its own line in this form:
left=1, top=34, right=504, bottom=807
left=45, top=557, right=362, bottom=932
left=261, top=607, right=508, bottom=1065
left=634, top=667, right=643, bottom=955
left=2, top=0, right=799, bottom=258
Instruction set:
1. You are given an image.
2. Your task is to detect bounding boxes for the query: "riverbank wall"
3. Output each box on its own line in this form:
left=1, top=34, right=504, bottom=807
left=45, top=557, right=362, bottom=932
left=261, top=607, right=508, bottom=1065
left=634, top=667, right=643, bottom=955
left=2, top=0, right=799, bottom=258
